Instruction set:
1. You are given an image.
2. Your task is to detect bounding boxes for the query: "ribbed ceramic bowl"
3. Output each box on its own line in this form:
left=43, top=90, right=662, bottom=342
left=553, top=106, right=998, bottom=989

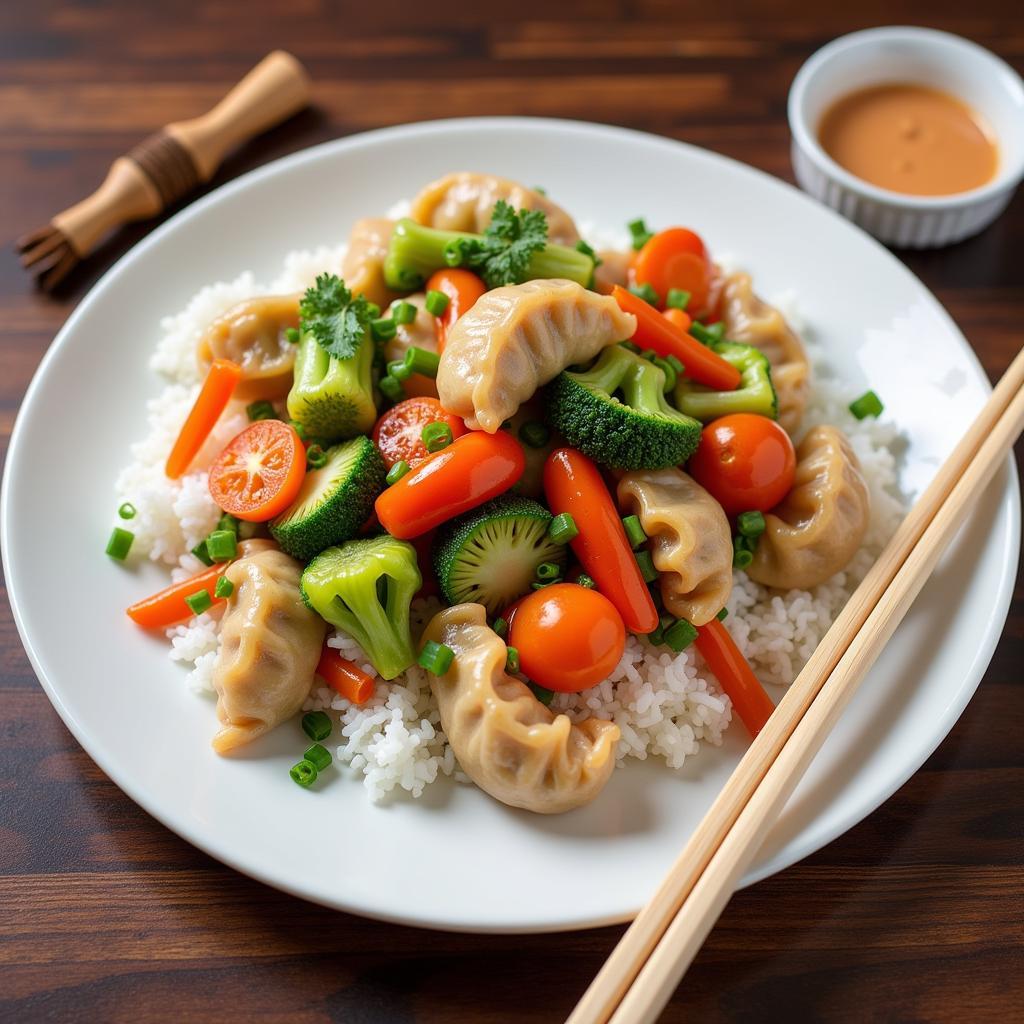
left=788, top=26, right=1024, bottom=248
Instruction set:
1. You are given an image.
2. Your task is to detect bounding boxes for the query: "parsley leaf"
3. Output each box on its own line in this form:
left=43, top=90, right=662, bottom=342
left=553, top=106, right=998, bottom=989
left=451, top=200, right=549, bottom=288
left=298, top=273, right=373, bottom=360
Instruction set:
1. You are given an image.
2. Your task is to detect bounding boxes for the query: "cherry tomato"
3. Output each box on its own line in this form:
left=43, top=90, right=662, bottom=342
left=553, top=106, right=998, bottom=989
left=508, top=583, right=626, bottom=693
left=371, top=397, right=466, bottom=468
left=208, top=420, right=306, bottom=522
left=687, top=414, right=796, bottom=518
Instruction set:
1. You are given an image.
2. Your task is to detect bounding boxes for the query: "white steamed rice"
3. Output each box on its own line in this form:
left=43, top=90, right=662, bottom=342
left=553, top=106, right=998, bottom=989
left=115, top=234, right=906, bottom=801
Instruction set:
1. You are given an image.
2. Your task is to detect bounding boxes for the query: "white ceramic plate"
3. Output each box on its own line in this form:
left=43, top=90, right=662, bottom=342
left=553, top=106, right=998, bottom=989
left=3, top=119, right=1018, bottom=933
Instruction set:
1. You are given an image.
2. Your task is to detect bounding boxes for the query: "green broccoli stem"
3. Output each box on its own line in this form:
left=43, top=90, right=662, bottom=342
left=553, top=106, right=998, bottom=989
left=673, top=340, right=777, bottom=421
left=523, top=244, right=594, bottom=286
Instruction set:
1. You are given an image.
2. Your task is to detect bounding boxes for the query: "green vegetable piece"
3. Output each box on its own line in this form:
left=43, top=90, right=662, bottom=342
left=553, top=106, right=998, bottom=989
left=246, top=399, right=277, bottom=422
left=386, top=460, right=411, bottom=486
left=635, top=549, right=658, bottom=583
left=290, top=760, right=318, bottom=787
left=215, top=576, right=234, bottom=599
left=304, top=743, right=332, bottom=771
left=419, top=640, right=455, bottom=675
left=305, top=444, right=328, bottom=470
left=716, top=607, right=729, bottom=621
left=285, top=326, right=301, bottom=344
left=378, top=374, right=405, bottom=403
left=518, top=420, right=550, bottom=449
left=666, top=288, right=691, bottom=310
left=849, top=389, right=884, bottom=419
left=688, top=321, right=718, bottom=346
left=425, top=289, right=451, bottom=316
left=118, top=502, right=136, bottom=520
left=185, top=589, right=212, bottom=616
left=385, top=360, right=411, bottom=384
left=733, top=536, right=754, bottom=570
left=432, top=495, right=567, bottom=616
left=576, top=573, right=596, bottom=589
left=621, top=514, right=647, bottom=549
left=674, top=339, right=778, bottom=422
left=371, top=317, right=397, bottom=343
left=302, top=535, right=422, bottom=680
left=403, top=346, right=440, bottom=378
left=298, top=273, right=373, bottom=361
left=652, top=356, right=678, bottom=392
left=535, top=561, right=562, bottom=581
left=528, top=682, right=555, bottom=706
left=629, top=283, right=660, bottom=307
left=206, top=529, right=237, bottom=562
left=270, top=436, right=386, bottom=561
left=392, top=300, right=418, bottom=325
left=628, top=218, right=654, bottom=250
left=575, top=239, right=602, bottom=267
left=548, top=512, right=578, bottom=545
left=663, top=618, right=698, bottom=652
left=191, top=540, right=213, bottom=566
left=493, top=616, right=509, bottom=639
left=217, top=512, right=240, bottom=535
left=106, top=527, right=134, bottom=561
left=545, top=345, right=701, bottom=469
left=737, top=510, right=766, bottom=539
left=421, top=421, right=453, bottom=453
left=505, top=646, right=521, bottom=675
left=302, top=711, right=332, bottom=742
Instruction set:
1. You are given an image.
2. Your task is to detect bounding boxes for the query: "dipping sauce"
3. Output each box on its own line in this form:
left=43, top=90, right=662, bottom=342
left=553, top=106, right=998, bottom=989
left=818, top=84, right=998, bottom=196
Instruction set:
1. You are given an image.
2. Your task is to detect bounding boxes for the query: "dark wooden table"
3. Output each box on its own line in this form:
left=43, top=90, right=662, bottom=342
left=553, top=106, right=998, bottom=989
left=2, top=3, right=1022, bottom=1021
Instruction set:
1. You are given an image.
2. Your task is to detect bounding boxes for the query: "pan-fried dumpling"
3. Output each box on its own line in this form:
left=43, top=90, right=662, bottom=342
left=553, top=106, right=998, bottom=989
left=592, top=249, right=633, bottom=294
left=617, top=468, right=732, bottom=626
left=197, top=295, right=300, bottom=401
left=211, top=545, right=326, bottom=755
left=720, top=272, right=809, bottom=434
left=421, top=604, right=619, bottom=814
left=747, top=425, right=870, bottom=590
left=410, top=171, right=580, bottom=246
left=436, top=279, right=637, bottom=432
left=341, top=217, right=402, bottom=309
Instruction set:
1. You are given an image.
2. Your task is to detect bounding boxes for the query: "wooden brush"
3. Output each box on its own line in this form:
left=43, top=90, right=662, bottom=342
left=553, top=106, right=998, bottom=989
left=15, top=50, right=311, bottom=291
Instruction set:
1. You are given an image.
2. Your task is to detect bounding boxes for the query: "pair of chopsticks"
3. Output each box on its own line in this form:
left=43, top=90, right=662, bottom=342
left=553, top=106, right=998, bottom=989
left=570, top=346, right=1024, bottom=1024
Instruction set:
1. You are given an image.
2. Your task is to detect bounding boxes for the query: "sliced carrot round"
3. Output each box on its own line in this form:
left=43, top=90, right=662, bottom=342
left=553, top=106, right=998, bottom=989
left=208, top=420, right=306, bottom=522
left=633, top=228, right=711, bottom=315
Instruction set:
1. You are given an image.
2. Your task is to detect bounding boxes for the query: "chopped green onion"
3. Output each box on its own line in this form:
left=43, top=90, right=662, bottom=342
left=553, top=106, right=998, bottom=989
left=528, top=682, right=555, bottom=706
left=663, top=618, right=698, bottom=652
left=206, top=529, right=237, bottom=562
left=629, top=283, right=660, bottom=307
left=185, top=588, right=212, bottom=616
left=387, top=358, right=413, bottom=381
left=849, top=389, right=884, bottom=420
left=621, top=514, right=647, bottom=549
left=653, top=356, right=677, bottom=392
left=576, top=573, right=596, bottom=589
left=666, top=288, right=691, bottom=310
left=425, top=289, right=450, bottom=316
left=371, top=317, right=397, bottom=342
left=640, top=348, right=657, bottom=361
left=392, top=300, right=418, bottom=325
left=117, top=502, right=136, bottom=520
left=215, top=575, right=234, bottom=599
left=289, top=419, right=307, bottom=441
left=304, top=743, right=332, bottom=772
left=575, top=239, right=602, bottom=267
left=533, top=185, right=547, bottom=196
left=365, top=302, right=381, bottom=320
left=404, top=346, right=440, bottom=378
left=620, top=340, right=641, bottom=354
left=531, top=581, right=556, bottom=590
left=548, top=512, right=578, bottom=545
left=536, top=561, right=562, bottom=582
left=505, top=646, right=521, bottom=675
left=290, top=760, right=318, bottom=787
left=285, top=327, right=301, bottom=344
left=737, top=510, right=766, bottom=539
left=246, top=400, right=277, bottom=422
left=386, top=460, right=411, bottom=486
left=493, top=616, right=509, bottom=639
left=419, top=640, right=455, bottom=675
left=689, top=321, right=719, bottom=346
left=647, top=612, right=675, bottom=645
left=666, top=354, right=685, bottom=375
left=518, top=420, right=550, bottom=448
left=191, top=540, right=213, bottom=566
left=306, top=444, right=328, bottom=470
left=217, top=512, right=240, bottom=535
left=733, top=537, right=754, bottom=570
left=716, top=607, right=729, bottom=621
left=105, top=527, right=134, bottom=561
left=301, top=711, right=332, bottom=742
left=379, top=374, right=404, bottom=403
left=635, top=549, right=658, bottom=584
left=628, top=217, right=654, bottom=250
left=421, top=421, right=453, bottom=452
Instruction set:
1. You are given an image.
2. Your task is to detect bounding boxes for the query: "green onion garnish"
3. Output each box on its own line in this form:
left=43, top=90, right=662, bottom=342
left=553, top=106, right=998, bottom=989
left=306, top=444, right=328, bottom=470
left=518, top=420, right=550, bottom=449
left=621, top=514, right=647, bottom=549
left=666, top=288, right=691, bottom=310
left=663, top=618, right=698, bottom=652
left=117, top=502, right=136, bottom=520
left=620, top=340, right=641, bottom=354
left=737, top=510, right=766, bottom=539
left=505, top=646, right=521, bottom=675
left=849, top=389, right=884, bottom=419
left=105, top=527, right=134, bottom=561
left=733, top=537, right=754, bottom=570
left=647, top=611, right=674, bottom=645
left=387, top=358, right=413, bottom=382
left=716, top=607, right=729, bottom=621
left=191, top=540, right=214, bottom=566
left=653, top=356, right=677, bottom=392
left=531, top=581, right=555, bottom=590
left=628, top=217, right=654, bottom=250
left=548, top=512, right=578, bottom=545
left=666, top=353, right=685, bottom=375
left=536, top=561, right=562, bottom=582
left=419, top=640, right=455, bottom=675
left=425, top=289, right=450, bottom=316
left=301, top=711, right=332, bottom=742
left=217, top=512, right=240, bottom=535
left=404, top=346, right=441, bottom=378
left=392, top=300, right=417, bottom=325
left=185, top=588, right=212, bottom=616
left=528, top=682, right=555, bottom=706
left=304, top=742, right=332, bottom=772
left=386, top=460, right=411, bottom=486
left=493, top=616, right=509, bottom=639
left=290, top=760, right=318, bottom=787
left=365, top=302, right=382, bottom=320
left=689, top=321, right=718, bottom=346
left=246, top=400, right=277, bottom=422
left=215, top=576, right=234, bottom=599
left=629, top=283, right=660, bottom=307
left=206, top=529, right=237, bottom=562
left=576, top=573, right=596, bottom=589
left=635, top=549, right=658, bottom=583
left=371, top=317, right=397, bottom=342
left=285, top=327, right=301, bottom=344
left=378, top=375, right=404, bottom=403
left=421, top=422, right=453, bottom=453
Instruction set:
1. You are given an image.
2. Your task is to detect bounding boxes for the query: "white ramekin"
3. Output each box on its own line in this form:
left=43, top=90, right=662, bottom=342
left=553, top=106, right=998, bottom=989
left=788, top=27, right=1024, bottom=248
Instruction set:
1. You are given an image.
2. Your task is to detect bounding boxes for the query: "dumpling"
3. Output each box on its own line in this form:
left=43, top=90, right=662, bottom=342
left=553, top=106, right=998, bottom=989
left=197, top=295, right=299, bottom=401
left=747, top=425, right=870, bottom=590
left=592, top=249, right=633, bottom=294
left=719, top=272, right=810, bottom=434
left=383, top=293, right=436, bottom=363
left=436, top=279, right=637, bottom=432
left=617, top=468, right=732, bottom=626
left=341, top=217, right=401, bottom=309
left=421, top=604, right=619, bottom=814
left=410, top=171, right=580, bottom=246
left=211, top=545, right=326, bottom=755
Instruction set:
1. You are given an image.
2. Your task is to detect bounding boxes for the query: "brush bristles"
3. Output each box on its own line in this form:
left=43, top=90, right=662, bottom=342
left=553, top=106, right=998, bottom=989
left=15, top=224, right=80, bottom=291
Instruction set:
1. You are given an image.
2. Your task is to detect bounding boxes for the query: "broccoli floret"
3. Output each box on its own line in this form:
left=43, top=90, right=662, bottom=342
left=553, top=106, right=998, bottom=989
left=287, top=332, right=377, bottom=441
left=673, top=339, right=777, bottom=421
left=544, top=344, right=702, bottom=469
left=301, top=535, right=422, bottom=680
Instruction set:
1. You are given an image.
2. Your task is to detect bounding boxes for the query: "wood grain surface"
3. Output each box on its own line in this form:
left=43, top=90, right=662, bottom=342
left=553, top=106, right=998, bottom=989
left=1, top=3, right=1022, bottom=1022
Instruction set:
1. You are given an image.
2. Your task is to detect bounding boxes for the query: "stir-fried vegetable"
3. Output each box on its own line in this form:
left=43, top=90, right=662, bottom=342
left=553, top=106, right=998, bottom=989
left=632, top=227, right=712, bottom=316
left=165, top=358, right=243, bottom=479
left=127, top=563, right=231, bottom=628
left=315, top=646, right=376, bottom=704
left=695, top=619, right=775, bottom=736
left=425, top=268, right=487, bottom=353
left=371, top=397, right=466, bottom=469
left=674, top=339, right=777, bottom=421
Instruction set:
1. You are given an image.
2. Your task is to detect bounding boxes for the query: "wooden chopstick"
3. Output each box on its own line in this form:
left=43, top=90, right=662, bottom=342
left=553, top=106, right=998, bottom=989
left=569, top=346, right=1024, bottom=1024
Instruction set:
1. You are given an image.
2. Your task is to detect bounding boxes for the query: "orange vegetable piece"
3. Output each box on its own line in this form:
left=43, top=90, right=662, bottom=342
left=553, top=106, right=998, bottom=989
left=695, top=619, right=775, bottom=737
left=166, top=358, right=243, bottom=479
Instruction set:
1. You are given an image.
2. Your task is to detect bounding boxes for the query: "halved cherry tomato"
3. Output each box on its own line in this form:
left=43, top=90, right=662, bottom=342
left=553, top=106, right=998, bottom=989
left=425, top=268, right=487, bottom=354
left=371, top=397, right=466, bottom=469
left=687, top=414, right=796, bottom=519
left=508, top=583, right=625, bottom=693
left=208, top=420, right=306, bottom=522
left=633, top=228, right=711, bottom=316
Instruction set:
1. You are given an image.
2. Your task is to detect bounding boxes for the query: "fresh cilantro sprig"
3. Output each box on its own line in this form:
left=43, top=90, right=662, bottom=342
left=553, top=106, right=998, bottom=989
left=299, top=273, right=373, bottom=360
left=445, top=200, right=549, bottom=288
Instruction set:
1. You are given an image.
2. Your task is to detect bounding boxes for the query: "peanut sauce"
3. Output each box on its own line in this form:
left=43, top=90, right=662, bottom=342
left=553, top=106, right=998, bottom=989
left=818, top=84, right=998, bottom=196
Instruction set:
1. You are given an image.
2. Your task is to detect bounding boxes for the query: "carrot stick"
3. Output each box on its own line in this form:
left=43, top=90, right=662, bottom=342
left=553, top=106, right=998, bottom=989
left=695, top=618, right=775, bottom=736
left=316, top=647, right=376, bottom=704
left=662, top=307, right=692, bottom=332
left=166, top=358, right=243, bottom=479
left=425, top=268, right=487, bottom=354
left=127, top=564, right=228, bottom=629
left=613, top=286, right=741, bottom=392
